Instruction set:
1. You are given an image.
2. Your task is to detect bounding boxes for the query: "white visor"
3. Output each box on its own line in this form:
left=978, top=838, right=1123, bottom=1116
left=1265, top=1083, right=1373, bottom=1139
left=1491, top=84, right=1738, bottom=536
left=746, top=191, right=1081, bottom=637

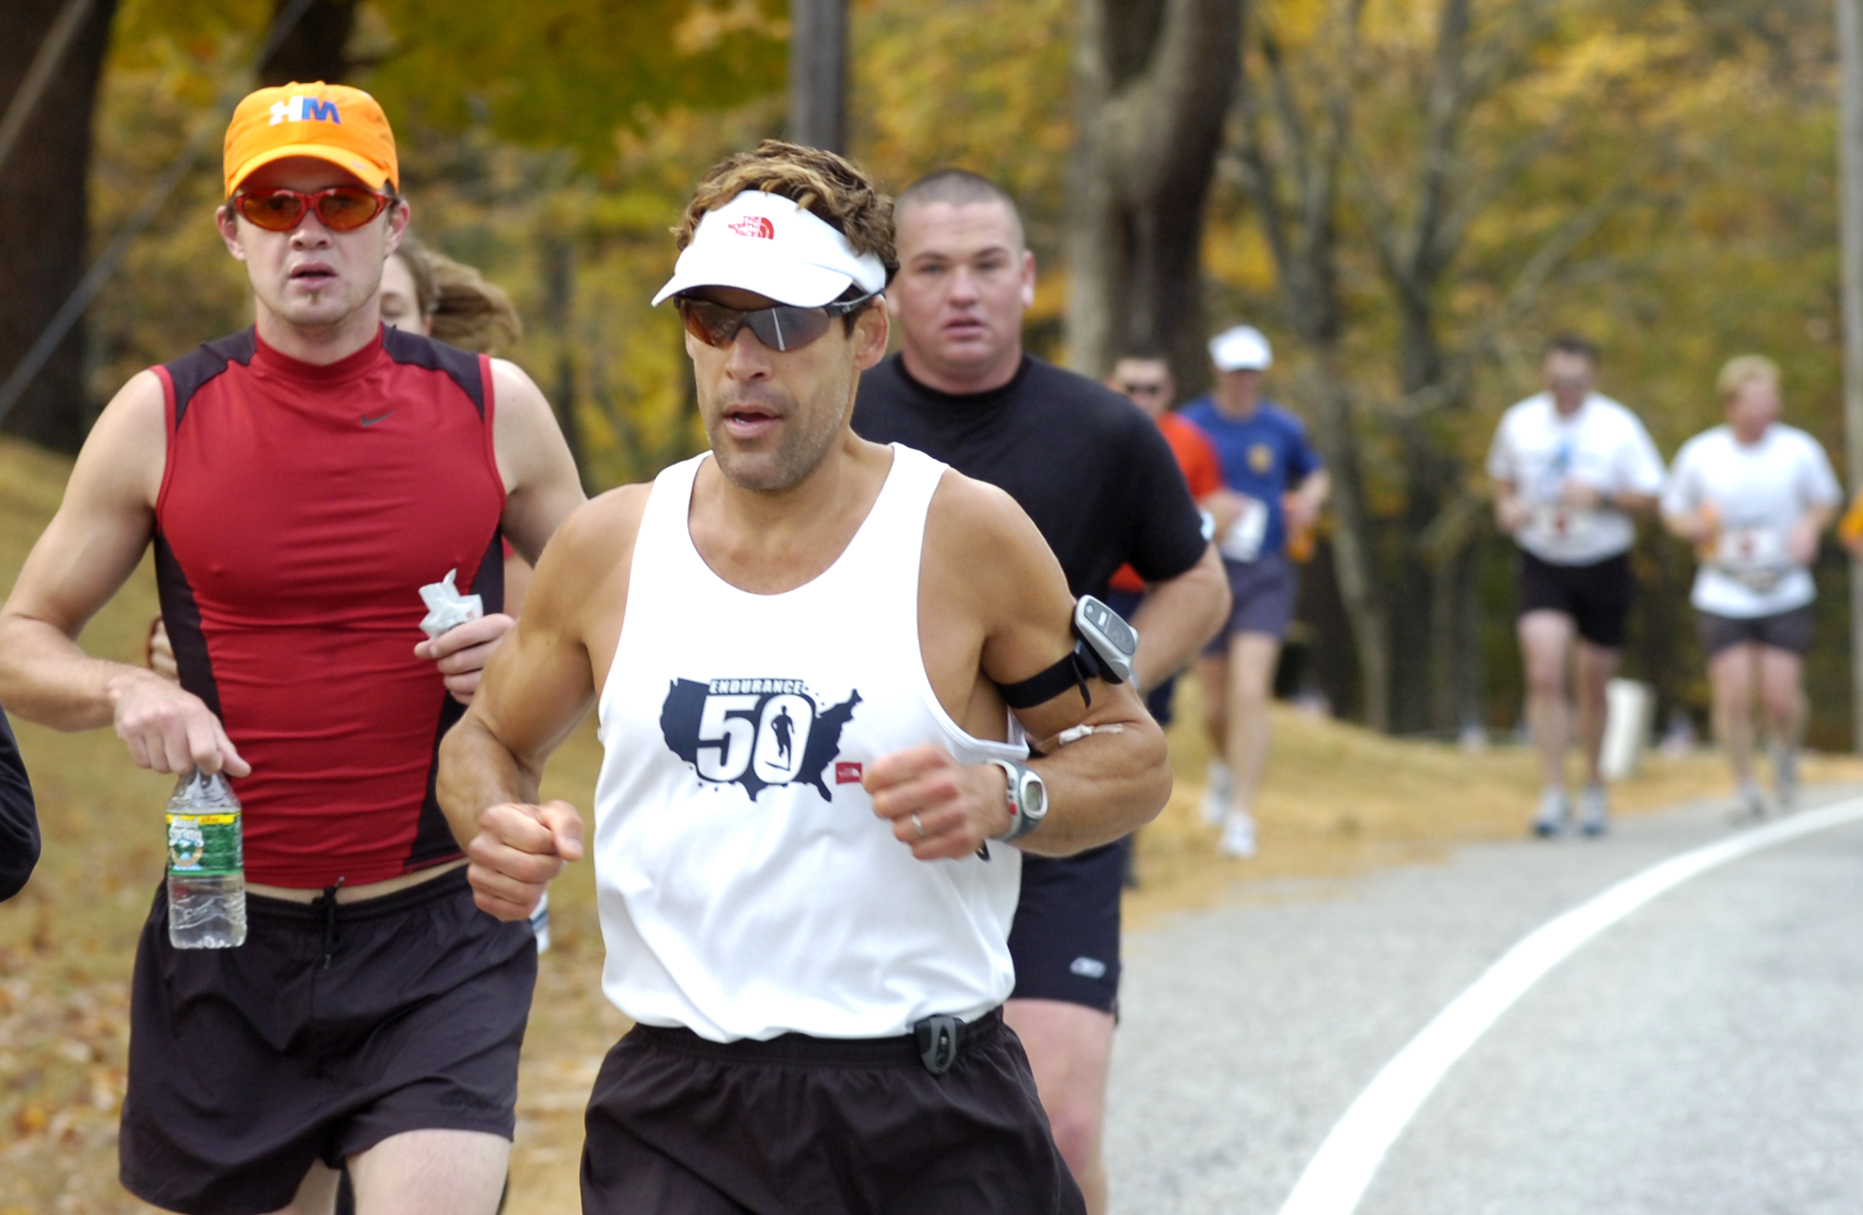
left=1210, top=325, right=1273, bottom=372
left=652, top=190, right=887, bottom=308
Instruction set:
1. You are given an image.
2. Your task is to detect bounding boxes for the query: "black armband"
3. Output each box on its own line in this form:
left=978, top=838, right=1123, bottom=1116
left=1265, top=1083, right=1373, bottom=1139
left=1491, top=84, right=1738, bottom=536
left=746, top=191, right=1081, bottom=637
left=994, top=597, right=1137, bottom=710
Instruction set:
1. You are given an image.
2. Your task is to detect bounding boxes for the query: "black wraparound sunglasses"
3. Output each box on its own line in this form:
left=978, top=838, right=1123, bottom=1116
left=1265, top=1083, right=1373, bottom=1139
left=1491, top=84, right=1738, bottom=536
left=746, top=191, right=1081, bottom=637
left=675, top=293, right=876, bottom=353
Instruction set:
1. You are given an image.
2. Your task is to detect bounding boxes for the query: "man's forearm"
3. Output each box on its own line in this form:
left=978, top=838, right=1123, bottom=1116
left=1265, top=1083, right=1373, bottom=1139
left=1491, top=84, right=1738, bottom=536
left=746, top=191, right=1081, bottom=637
left=1298, top=469, right=1331, bottom=513
left=1021, top=712, right=1171, bottom=857
left=1128, top=543, right=1229, bottom=690
left=436, top=715, right=542, bottom=850
left=0, top=615, right=141, bottom=731
left=1612, top=490, right=1659, bottom=517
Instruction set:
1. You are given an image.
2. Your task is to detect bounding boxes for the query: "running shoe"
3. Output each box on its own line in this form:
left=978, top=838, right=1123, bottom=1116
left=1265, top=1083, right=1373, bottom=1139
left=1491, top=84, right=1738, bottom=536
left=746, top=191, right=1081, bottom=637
left=1577, top=783, right=1609, bottom=837
left=1732, top=780, right=1768, bottom=823
left=1774, top=747, right=1799, bottom=813
left=1220, top=811, right=1257, bottom=858
left=1531, top=786, right=1568, bottom=838
left=1201, top=761, right=1233, bottom=827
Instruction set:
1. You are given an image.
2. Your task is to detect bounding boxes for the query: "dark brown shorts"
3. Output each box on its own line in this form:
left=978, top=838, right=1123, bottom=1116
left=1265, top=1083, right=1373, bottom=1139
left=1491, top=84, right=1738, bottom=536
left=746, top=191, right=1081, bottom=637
left=1700, top=604, right=1817, bottom=657
left=120, top=867, right=536, bottom=1215
left=580, top=1009, right=1086, bottom=1215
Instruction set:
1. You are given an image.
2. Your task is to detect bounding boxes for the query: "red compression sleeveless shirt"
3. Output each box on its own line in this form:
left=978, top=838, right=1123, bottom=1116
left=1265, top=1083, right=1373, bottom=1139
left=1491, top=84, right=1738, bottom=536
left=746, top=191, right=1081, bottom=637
left=153, top=327, right=505, bottom=888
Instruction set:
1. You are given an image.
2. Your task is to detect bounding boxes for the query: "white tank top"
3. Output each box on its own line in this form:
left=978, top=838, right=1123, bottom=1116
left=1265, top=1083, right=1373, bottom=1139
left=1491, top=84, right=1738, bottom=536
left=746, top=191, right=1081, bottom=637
left=592, top=444, right=1026, bottom=1042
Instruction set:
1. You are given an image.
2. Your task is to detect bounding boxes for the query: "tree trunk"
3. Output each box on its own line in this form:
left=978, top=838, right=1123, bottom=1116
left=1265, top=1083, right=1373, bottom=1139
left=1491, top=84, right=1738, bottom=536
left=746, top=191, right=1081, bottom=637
left=540, top=234, right=589, bottom=493
left=0, top=0, right=116, bottom=453
left=788, top=0, right=846, bottom=152
left=1304, top=356, right=1392, bottom=731
left=1065, top=0, right=1241, bottom=391
left=261, top=0, right=358, bottom=86
left=1233, top=4, right=1391, bottom=729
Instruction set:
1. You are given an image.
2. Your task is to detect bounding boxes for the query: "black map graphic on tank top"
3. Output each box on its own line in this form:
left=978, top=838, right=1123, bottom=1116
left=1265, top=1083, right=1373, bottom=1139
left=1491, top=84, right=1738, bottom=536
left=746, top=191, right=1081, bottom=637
left=659, top=678, right=862, bottom=802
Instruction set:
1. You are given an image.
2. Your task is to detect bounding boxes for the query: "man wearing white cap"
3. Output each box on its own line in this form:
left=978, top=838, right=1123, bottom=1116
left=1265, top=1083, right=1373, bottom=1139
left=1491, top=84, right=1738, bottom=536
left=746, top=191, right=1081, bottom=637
left=439, top=140, right=1172, bottom=1214
left=1180, top=325, right=1329, bottom=857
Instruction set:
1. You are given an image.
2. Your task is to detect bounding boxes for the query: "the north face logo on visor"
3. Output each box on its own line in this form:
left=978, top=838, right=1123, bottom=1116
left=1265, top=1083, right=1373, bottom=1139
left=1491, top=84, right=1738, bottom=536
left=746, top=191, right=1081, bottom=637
left=728, top=216, right=775, bottom=240
left=269, top=96, right=342, bottom=126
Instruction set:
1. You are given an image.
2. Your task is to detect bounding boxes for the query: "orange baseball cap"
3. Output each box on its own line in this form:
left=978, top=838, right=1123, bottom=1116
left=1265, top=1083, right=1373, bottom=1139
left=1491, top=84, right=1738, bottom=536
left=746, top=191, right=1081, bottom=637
left=223, top=82, right=399, bottom=197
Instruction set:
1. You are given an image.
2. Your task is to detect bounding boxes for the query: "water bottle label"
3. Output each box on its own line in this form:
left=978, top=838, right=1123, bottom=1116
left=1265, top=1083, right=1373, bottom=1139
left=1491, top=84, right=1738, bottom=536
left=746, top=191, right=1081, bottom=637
left=167, top=813, right=243, bottom=876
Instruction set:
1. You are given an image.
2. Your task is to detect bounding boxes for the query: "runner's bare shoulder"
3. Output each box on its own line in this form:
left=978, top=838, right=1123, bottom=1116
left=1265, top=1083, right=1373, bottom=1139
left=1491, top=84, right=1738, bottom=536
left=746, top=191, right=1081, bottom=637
left=69, top=369, right=168, bottom=511
left=923, top=468, right=1067, bottom=605
left=530, top=483, right=653, bottom=593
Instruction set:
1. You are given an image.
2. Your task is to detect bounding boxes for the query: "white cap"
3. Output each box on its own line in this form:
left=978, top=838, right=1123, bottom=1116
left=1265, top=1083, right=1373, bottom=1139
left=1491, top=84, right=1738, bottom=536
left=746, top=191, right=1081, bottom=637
left=1210, top=325, right=1273, bottom=372
left=651, top=190, right=887, bottom=308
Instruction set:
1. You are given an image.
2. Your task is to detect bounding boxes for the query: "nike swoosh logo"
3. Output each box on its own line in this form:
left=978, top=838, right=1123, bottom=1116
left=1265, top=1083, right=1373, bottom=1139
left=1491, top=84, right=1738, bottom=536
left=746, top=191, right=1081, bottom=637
left=360, top=412, right=394, bottom=427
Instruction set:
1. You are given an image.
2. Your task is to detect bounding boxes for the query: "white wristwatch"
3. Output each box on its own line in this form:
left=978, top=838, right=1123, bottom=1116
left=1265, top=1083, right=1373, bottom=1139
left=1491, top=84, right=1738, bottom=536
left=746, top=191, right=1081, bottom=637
left=988, top=758, right=1048, bottom=842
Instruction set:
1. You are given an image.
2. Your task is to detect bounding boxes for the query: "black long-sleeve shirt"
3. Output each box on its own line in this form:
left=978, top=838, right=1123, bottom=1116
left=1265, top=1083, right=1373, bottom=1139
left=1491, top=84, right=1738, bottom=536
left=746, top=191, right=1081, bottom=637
left=0, top=707, right=40, bottom=901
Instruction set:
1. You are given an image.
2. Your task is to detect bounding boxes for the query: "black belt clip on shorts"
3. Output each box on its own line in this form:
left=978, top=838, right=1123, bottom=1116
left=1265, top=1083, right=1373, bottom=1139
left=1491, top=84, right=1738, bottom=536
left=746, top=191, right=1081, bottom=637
left=914, top=1014, right=965, bottom=1075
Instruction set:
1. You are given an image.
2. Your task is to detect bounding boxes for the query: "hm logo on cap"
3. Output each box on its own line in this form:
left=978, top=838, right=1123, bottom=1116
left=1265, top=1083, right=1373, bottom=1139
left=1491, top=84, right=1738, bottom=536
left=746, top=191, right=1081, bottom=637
left=728, top=216, right=775, bottom=240
left=270, top=96, right=341, bottom=126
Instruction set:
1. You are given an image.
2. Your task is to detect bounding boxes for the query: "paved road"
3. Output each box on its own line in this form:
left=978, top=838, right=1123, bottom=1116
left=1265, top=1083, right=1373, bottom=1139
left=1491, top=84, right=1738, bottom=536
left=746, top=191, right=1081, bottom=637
left=1106, top=784, right=1863, bottom=1215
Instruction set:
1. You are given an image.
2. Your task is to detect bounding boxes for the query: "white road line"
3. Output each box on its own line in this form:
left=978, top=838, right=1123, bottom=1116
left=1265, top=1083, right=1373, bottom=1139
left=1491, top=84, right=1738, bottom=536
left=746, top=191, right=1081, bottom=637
left=1276, top=796, right=1863, bottom=1215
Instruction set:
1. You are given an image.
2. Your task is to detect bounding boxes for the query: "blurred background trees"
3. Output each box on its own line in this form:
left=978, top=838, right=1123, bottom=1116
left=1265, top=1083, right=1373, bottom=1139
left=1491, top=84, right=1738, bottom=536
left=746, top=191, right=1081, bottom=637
left=0, top=0, right=1855, bottom=744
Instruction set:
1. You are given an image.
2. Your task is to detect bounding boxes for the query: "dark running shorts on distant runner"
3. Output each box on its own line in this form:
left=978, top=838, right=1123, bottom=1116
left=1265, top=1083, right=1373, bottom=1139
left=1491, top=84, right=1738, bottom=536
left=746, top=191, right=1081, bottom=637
left=1517, top=549, right=1633, bottom=648
left=1204, top=554, right=1298, bottom=653
left=580, top=1008, right=1086, bottom=1215
left=1008, top=839, right=1128, bottom=1013
left=120, top=866, right=536, bottom=1215
left=1699, top=604, right=1816, bottom=657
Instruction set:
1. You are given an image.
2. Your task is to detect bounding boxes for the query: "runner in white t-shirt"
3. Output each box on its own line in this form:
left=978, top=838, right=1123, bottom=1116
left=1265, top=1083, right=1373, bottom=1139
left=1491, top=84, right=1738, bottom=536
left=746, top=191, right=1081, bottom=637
left=1662, top=355, right=1840, bottom=817
left=1487, top=334, right=1666, bottom=837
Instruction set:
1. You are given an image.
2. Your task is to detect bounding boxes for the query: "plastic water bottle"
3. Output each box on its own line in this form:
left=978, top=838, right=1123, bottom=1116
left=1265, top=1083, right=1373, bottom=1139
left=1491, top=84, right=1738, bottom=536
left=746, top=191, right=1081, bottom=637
left=530, top=890, right=552, bottom=954
left=166, top=768, right=247, bottom=949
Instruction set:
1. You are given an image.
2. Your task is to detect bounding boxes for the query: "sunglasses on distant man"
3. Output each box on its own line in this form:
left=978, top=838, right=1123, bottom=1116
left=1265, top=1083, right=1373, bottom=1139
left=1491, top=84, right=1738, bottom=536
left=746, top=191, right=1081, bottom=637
left=232, top=186, right=392, bottom=233
left=676, top=294, right=876, bottom=354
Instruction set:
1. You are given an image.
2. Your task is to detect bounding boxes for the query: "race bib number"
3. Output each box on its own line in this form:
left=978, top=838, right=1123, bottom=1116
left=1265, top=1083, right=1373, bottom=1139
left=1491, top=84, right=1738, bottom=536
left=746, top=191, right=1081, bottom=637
left=1713, top=525, right=1788, bottom=592
left=1714, top=525, right=1786, bottom=572
left=1525, top=503, right=1581, bottom=547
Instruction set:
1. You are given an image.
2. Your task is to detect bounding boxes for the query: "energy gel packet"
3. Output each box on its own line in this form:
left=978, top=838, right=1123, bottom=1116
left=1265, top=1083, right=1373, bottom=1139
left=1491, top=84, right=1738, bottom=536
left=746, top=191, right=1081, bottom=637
left=418, top=568, right=483, bottom=640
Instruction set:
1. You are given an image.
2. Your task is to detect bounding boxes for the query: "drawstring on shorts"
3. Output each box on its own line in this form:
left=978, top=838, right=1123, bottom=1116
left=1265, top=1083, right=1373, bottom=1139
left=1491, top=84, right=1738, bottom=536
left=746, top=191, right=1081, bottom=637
left=311, top=877, right=346, bottom=968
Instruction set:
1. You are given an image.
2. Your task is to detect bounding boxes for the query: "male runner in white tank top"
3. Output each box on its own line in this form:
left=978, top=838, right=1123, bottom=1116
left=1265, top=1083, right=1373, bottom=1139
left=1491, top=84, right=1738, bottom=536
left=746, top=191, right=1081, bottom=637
left=1662, top=355, right=1840, bottom=817
left=437, top=141, right=1171, bottom=1214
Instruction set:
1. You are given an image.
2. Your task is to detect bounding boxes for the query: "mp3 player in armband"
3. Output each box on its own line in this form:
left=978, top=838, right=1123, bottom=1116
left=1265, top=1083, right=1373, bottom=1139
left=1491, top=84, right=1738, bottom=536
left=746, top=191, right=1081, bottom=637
left=994, top=596, right=1139, bottom=710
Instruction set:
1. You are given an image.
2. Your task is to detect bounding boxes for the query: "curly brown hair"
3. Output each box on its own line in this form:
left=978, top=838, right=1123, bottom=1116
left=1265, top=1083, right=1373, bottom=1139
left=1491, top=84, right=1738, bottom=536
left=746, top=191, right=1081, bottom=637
left=675, top=140, right=897, bottom=285
left=394, top=237, right=523, bottom=352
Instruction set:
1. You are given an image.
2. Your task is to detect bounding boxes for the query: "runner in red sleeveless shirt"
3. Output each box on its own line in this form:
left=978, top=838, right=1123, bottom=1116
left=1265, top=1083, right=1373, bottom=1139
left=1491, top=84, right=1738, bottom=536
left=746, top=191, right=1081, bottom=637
left=0, top=84, right=583, bottom=1214
left=156, top=325, right=511, bottom=887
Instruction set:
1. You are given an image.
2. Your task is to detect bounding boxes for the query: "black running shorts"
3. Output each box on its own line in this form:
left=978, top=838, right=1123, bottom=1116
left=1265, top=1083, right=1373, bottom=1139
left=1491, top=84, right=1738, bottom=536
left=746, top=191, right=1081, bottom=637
left=580, top=1009, right=1085, bottom=1215
left=1517, top=550, right=1634, bottom=648
left=1699, top=604, right=1816, bottom=657
left=1007, top=839, right=1128, bottom=1013
left=120, top=867, right=536, bottom=1215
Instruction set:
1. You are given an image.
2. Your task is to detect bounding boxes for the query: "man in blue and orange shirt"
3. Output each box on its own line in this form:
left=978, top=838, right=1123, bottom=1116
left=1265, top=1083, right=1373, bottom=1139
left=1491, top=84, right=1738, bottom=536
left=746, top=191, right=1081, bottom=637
left=1102, top=348, right=1225, bottom=730
left=1180, top=326, right=1329, bottom=858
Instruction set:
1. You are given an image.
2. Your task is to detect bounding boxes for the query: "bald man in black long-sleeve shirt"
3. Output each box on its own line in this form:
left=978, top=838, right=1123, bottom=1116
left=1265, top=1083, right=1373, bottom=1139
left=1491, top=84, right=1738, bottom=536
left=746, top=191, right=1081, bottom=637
left=0, top=707, right=40, bottom=901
